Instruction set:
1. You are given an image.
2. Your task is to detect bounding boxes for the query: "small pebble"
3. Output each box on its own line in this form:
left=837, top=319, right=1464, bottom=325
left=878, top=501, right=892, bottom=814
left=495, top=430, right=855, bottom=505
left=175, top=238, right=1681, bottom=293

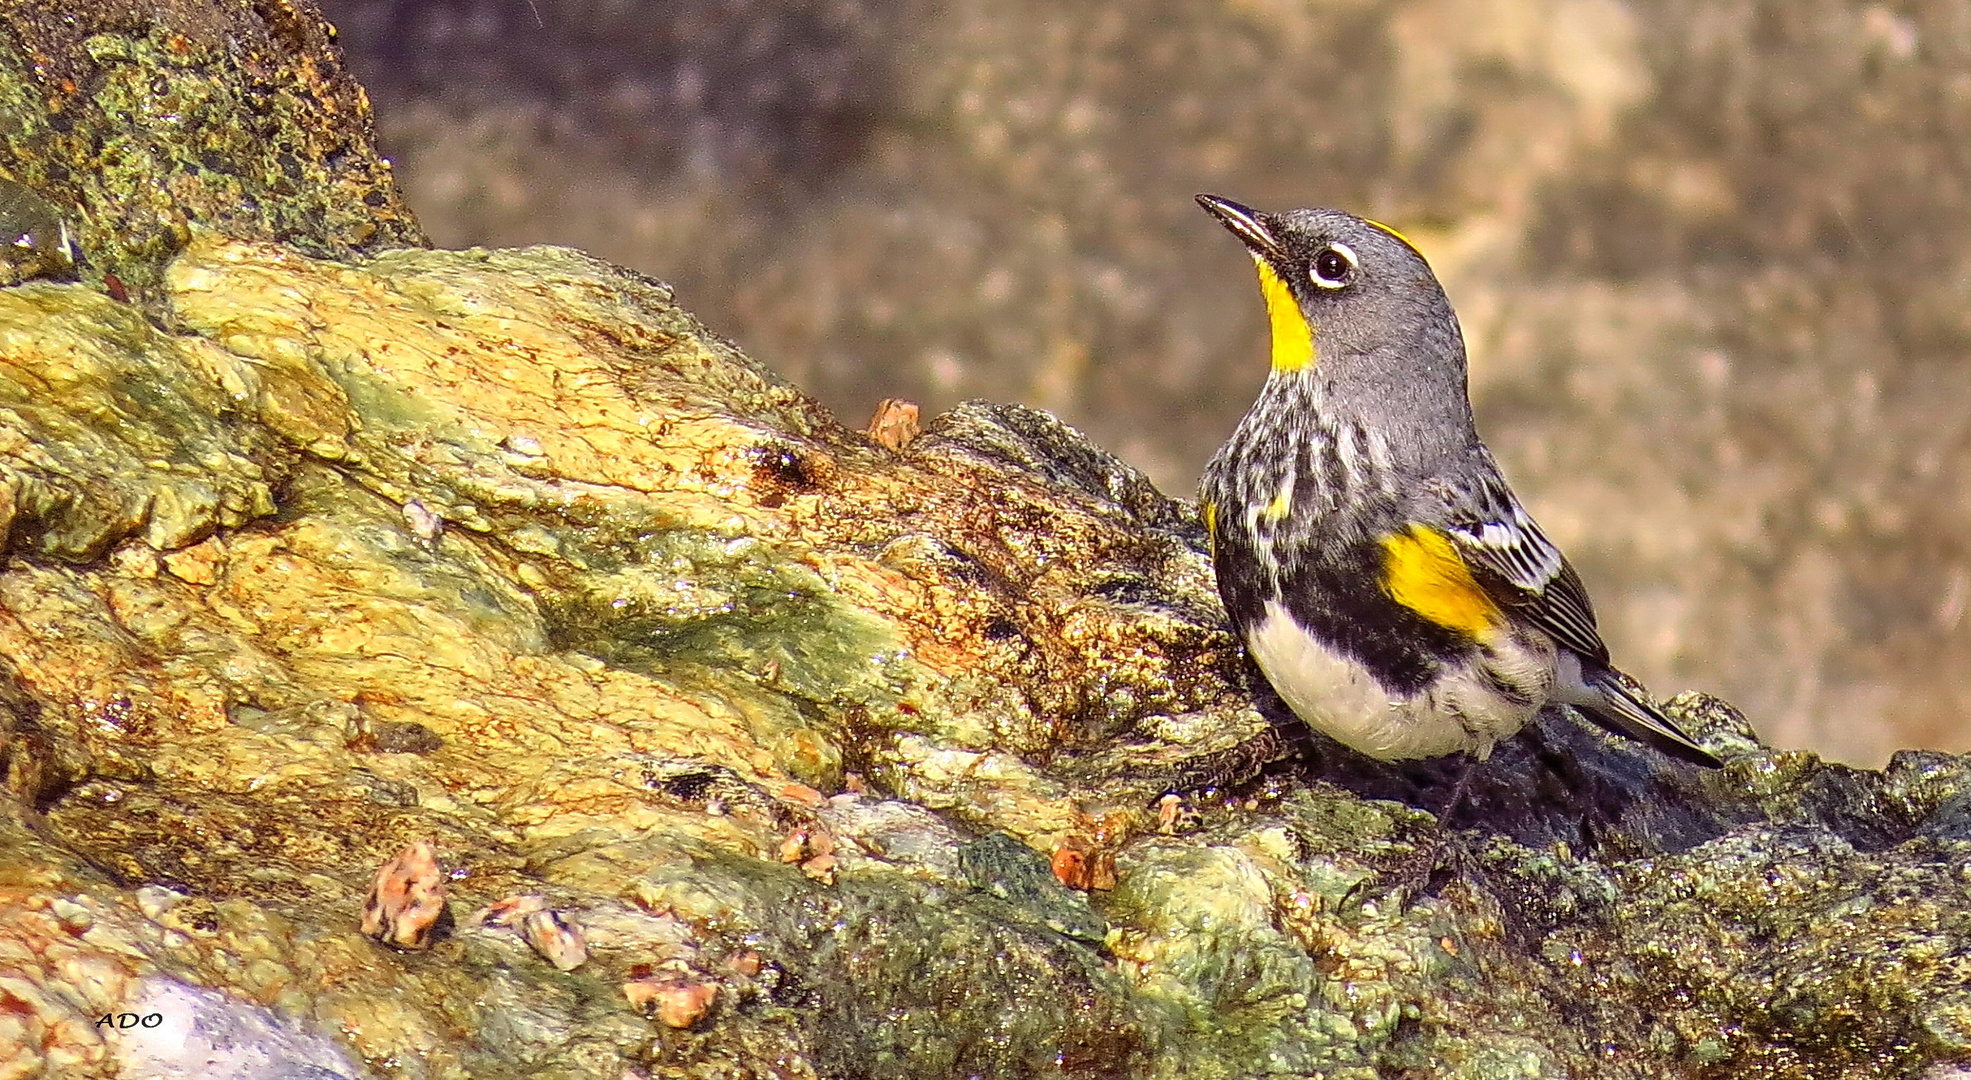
left=865, top=398, right=921, bottom=452
left=777, top=824, right=835, bottom=864
left=50, top=897, right=93, bottom=931
left=1156, top=793, right=1187, bottom=835
left=623, top=976, right=718, bottom=1029
left=135, top=885, right=190, bottom=921
left=775, top=782, right=827, bottom=810
left=402, top=499, right=443, bottom=541
left=0, top=178, right=76, bottom=281
left=1050, top=837, right=1116, bottom=891
left=161, top=538, right=226, bottom=586
left=519, top=909, right=589, bottom=971
left=368, top=719, right=444, bottom=754
left=799, top=852, right=838, bottom=884
left=360, top=840, right=448, bottom=950
left=109, top=543, right=160, bottom=580
left=1051, top=844, right=1088, bottom=889
left=469, top=893, right=548, bottom=930
left=777, top=824, right=839, bottom=883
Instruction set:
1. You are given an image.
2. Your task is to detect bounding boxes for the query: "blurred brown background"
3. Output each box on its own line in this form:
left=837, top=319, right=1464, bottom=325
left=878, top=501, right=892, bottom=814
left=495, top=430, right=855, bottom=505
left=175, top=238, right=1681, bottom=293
left=319, top=0, right=1971, bottom=766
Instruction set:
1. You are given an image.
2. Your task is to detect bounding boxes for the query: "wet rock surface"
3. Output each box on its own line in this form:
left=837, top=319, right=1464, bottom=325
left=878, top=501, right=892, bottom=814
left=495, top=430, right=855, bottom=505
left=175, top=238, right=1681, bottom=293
left=2, top=3, right=1971, bottom=1079
left=0, top=0, right=423, bottom=308
left=323, top=0, right=1971, bottom=764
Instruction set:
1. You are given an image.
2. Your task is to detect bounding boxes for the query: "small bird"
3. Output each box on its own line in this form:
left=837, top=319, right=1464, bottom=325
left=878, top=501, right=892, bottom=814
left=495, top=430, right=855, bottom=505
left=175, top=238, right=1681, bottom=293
left=1194, top=194, right=1720, bottom=784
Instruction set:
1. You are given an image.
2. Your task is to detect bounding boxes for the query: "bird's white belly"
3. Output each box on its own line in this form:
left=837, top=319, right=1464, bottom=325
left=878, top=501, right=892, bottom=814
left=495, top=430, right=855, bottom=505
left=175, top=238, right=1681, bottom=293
left=1244, top=600, right=1551, bottom=761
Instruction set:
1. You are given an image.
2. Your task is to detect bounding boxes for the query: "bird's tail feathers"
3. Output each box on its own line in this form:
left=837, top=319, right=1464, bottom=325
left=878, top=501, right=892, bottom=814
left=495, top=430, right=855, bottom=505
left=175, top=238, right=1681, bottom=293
left=1578, top=672, right=1723, bottom=769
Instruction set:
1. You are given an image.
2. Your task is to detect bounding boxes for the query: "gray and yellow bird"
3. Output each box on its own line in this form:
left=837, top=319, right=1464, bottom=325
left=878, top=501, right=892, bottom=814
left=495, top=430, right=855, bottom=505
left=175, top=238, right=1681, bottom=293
left=1194, top=194, right=1720, bottom=776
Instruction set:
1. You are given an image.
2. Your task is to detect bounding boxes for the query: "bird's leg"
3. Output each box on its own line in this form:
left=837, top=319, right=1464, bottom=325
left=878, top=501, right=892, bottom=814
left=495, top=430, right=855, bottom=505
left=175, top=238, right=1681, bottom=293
left=1434, top=752, right=1480, bottom=830
left=1343, top=753, right=1482, bottom=912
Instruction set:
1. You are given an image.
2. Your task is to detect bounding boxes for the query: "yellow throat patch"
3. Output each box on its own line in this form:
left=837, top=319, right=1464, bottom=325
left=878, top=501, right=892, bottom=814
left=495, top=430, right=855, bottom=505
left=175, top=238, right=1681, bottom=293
left=1380, top=525, right=1500, bottom=639
left=1254, top=258, right=1315, bottom=373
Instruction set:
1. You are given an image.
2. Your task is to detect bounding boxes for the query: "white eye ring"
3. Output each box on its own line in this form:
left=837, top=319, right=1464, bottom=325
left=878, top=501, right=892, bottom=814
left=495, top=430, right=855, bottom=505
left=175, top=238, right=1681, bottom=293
left=1309, top=243, right=1358, bottom=289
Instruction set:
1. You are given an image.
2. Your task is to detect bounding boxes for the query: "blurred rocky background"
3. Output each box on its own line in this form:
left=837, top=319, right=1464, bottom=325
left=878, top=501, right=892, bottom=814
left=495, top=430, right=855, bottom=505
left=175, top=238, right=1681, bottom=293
left=319, top=0, right=1971, bottom=766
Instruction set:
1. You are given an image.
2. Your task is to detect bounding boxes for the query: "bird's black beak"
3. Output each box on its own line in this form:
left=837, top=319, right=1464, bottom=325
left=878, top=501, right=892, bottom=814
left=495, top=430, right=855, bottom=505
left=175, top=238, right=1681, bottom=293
left=1196, top=194, right=1282, bottom=260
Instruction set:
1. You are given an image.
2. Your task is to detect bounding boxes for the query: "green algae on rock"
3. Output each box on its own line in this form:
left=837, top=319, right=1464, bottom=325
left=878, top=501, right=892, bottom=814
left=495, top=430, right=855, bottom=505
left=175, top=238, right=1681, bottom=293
left=7, top=228, right=1971, bottom=1080
left=0, top=236, right=1241, bottom=1078
left=0, top=0, right=423, bottom=311
left=0, top=277, right=281, bottom=560
left=3, top=1, right=1971, bottom=1075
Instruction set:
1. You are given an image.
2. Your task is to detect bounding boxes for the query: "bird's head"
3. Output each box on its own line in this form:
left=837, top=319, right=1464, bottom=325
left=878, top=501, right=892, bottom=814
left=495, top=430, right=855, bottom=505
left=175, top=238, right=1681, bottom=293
left=1196, top=193, right=1475, bottom=448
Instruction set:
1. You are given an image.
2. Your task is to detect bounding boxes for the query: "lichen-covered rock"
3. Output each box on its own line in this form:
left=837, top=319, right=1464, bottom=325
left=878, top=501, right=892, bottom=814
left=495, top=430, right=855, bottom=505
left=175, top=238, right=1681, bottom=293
left=332, top=0, right=1971, bottom=767
left=3, top=224, right=1971, bottom=1080
left=3, top=3, right=1971, bottom=1079
left=0, top=234, right=1241, bottom=1079
left=0, top=0, right=423, bottom=309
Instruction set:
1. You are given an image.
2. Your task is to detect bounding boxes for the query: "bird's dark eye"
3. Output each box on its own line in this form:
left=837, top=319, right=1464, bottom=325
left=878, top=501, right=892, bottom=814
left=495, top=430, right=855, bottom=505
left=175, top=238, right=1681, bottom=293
left=1310, top=245, right=1356, bottom=289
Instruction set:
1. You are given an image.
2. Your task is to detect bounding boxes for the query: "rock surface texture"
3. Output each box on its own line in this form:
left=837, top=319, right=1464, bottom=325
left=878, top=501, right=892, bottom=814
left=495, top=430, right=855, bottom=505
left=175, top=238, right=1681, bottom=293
left=3, top=3, right=1971, bottom=1080
left=326, top=0, right=1971, bottom=765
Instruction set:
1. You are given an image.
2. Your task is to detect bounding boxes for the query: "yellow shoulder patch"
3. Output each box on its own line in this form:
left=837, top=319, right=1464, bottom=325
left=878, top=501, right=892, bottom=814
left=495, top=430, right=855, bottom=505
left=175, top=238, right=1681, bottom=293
left=1254, top=258, right=1316, bottom=373
left=1262, top=485, right=1291, bottom=523
left=1380, top=525, right=1500, bottom=639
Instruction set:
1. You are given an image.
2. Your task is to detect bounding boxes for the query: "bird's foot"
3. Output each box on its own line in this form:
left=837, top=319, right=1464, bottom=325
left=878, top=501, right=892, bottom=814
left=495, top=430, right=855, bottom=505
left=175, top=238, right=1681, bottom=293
left=1342, top=828, right=1480, bottom=914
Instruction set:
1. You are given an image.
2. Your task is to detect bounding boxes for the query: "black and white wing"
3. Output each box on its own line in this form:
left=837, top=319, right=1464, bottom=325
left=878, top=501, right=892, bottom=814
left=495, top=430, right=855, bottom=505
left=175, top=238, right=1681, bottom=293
left=1429, top=473, right=1611, bottom=665
left=1428, top=460, right=1722, bottom=768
